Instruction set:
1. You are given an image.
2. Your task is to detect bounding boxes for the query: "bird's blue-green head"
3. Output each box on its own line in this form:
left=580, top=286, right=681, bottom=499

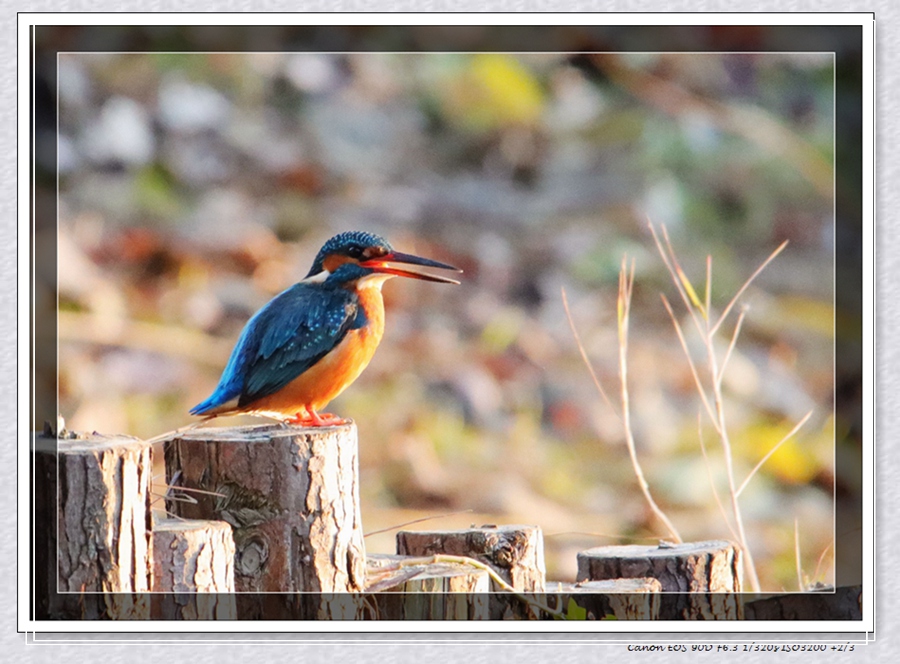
left=305, top=231, right=461, bottom=285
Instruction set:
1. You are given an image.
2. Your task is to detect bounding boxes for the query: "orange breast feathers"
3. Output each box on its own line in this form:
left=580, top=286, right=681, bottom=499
left=246, top=283, right=387, bottom=419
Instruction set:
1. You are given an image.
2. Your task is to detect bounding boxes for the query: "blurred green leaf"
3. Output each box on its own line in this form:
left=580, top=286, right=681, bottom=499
left=134, top=163, right=183, bottom=219
left=566, top=598, right=588, bottom=620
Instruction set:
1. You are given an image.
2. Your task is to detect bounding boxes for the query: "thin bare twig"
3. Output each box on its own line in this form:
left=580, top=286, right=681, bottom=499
left=706, top=333, right=760, bottom=592
left=165, top=485, right=228, bottom=498
left=662, top=225, right=710, bottom=326
left=364, top=510, right=474, bottom=538
left=367, top=554, right=565, bottom=619
left=143, top=419, right=210, bottom=446
left=151, top=469, right=227, bottom=507
left=697, top=412, right=740, bottom=542
left=735, top=411, right=813, bottom=498
left=717, top=308, right=747, bottom=387
left=649, top=225, right=707, bottom=339
left=710, top=240, right=789, bottom=336
left=154, top=492, right=197, bottom=505
left=561, top=287, right=621, bottom=423
left=705, top=255, right=712, bottom=318
left=660, top=294, right=719, bottom=431
left=794, top=519, right=804, bottom=591
left=618, top=258, right=682, bottom=543
left=812, top=541, right=834, bottom=585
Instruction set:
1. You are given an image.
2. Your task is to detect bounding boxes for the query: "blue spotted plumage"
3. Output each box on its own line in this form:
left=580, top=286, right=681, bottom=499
left=191, top=231, right=461, bottom=426
left=304, top=231, right=388, bottom=278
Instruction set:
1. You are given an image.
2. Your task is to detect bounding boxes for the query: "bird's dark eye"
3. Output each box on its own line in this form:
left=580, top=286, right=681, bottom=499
left=346, top=245, right=364, bottom=259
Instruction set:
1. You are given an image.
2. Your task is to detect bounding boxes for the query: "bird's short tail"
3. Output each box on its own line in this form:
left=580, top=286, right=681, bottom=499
left=189, top=400, right=213, bottom=416
left=190, top=389, right=237, bottom=417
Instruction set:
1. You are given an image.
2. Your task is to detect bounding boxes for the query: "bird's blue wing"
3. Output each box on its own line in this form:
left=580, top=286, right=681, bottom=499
left=191, top=283, right=360, bottom=414
left=240, top=284, right=361, bottom=404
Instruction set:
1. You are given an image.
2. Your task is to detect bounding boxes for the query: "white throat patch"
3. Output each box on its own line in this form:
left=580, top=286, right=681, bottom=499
left=300, top=270, right=331, bottom=284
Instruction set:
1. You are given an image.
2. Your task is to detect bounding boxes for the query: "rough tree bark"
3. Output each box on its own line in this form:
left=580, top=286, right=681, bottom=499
left=577, top=541, right=743, bottom=620
left=164, top=422, right=366, bottom=620
left=397, top=525, right=545, bottom=592
left=34, top=432, right=153, bottom=620
left=151, top=518, right=236, bottom=620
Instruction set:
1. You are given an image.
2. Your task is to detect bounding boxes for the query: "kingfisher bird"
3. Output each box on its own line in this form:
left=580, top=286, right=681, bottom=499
left=191, top=231, right=461, bottom=427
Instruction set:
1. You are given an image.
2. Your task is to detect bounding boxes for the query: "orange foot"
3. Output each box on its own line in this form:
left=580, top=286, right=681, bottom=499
left=287, top=410, right=349, bottom=427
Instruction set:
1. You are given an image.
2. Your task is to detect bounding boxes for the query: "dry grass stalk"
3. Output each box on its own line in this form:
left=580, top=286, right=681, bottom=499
left=564, top=222, right=815, bottom=593
left=648, top=223, right=809, bottom=593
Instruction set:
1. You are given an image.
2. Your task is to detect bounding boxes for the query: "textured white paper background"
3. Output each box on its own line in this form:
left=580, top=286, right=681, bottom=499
left=9, top=3, right=883, bottom=662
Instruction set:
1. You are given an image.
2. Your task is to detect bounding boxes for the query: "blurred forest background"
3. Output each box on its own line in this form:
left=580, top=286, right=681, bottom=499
left=51, top=48, right=839, bottom=589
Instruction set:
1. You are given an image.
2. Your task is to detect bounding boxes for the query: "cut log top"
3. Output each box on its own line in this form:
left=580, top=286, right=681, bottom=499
left=579, top=540, right=734, bottom=559
left=35, top=432, right=146, bottom=454
left=166, top=421, right=361, bottom=509
left=171, top=421, right=355, bottom=443
left=396, top=525, right=542, bottom=562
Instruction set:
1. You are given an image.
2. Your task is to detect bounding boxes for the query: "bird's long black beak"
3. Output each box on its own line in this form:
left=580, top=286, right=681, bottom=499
left=360, top=251, right=462, bottom=284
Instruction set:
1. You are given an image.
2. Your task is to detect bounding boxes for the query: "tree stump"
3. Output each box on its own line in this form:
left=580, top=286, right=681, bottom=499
left=164, top=422, right=365, bottom=620
left=577, top=541, right=743, bottom=620
left=397, top=525, right=545, bottom=592
left=553, top=578, right=662, bottom=620
left=397, top=525, right=546, bottom=620
left=151, top=518, right=236, bottom=620
left=33, top=432, right=153, bottom=620
left=365, top=554, right=490, bottom=620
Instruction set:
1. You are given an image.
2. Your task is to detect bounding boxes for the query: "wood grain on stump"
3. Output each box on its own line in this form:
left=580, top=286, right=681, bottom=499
left=397, top=525, right=545, bottom=592
left=164, top=422, right=365, bottom=620
left=365, top=554, right=490, bottom=620
left=577, top=541, right=743, bottom=620
left=34, top=433, right=153, bottom=620
left=151, top=518, right=236, bottom=620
